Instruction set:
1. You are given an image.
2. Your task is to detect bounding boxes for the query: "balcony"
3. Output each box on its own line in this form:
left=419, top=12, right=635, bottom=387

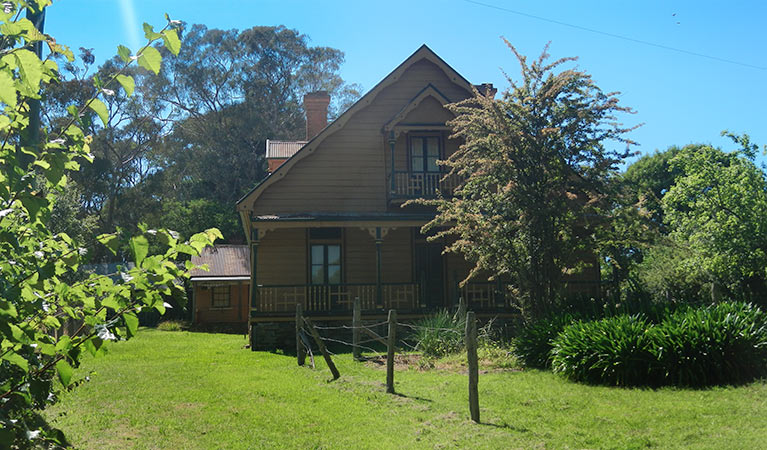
left=252, top=282, right=511, bottom=315
left=255, top=283, right=422, bottom=313
left=390, top=171, right=461, bottom=199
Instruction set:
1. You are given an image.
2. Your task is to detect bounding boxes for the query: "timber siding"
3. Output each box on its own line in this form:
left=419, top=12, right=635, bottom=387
left=252, top=59, right=472, bottom=215
left=194, top=283, right=249, bottom=323
left=257, top=228, right=307, bottom=285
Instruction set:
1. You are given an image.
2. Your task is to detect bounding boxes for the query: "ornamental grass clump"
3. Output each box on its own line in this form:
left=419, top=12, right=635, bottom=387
left=413, top=310, right=465, bottom=357
left=654, top=302, right=767, bottom=387
left=550, top=315, right=660, bottom=386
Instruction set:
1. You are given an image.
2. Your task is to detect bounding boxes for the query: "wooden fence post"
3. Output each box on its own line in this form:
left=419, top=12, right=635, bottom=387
left=352, top=297, right=361, bottom=360
left=303, top=317, right=340, bottom=380
left=457, top=295, right=467, bottom=321
left=296, top=302, right=305, bottom=366
left=386, top=309, right=396, bottom=394
left=466, top=311, right=480, bottom=423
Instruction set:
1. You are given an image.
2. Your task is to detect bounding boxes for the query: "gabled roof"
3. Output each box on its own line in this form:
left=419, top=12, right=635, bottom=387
left=383, top=83, right=453, bottom=133
left=266, top=140, right=307, bottom=159
left=189, top=245, right=250, bottom=279
left=236, top=44, right=474, bottom=211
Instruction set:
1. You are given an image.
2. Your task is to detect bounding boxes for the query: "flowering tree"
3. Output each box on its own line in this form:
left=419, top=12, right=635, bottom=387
left=0, top=2, right=220, bottom=446
left=417, top=40, right=636, bottom=319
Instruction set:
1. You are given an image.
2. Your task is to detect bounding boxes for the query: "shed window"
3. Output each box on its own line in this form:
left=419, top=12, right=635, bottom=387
left=211, top=286, right=230, bottom=308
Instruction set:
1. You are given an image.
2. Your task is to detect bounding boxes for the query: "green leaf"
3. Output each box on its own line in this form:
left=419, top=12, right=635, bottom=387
left=97, top=233, right=121, bottom=255
left=8, top=49, right=43, bottom=96
left=130, top=235, right=149, bottom=266
left=137, top=46, right=162, bottom=75
left=20, top=194, right=48, bottom=221
left=88, top=98, right=109, bottom=127
left=117, top=44, right=132, bottom=63
left=101, top=295, right=120, bottom=311
left=115, top=74, right=135, bottom=97
left=162, top=28, right=181, bottom=56
left=55, top=335, right=71, bottom=353
left=124, top=312, right=139, bottom=338
left=0, top=300, right=18, bottom=318
left=55, top=359, right=73, bottom=387
left=2, top=352, right=28, bottom=371
left=142, top=22, right=162, bottom=40
left=84, top=336, right=105, bottom=356
left=0, top=69, right=17, bottom=108
left=43, top=316, right=61, bottom=329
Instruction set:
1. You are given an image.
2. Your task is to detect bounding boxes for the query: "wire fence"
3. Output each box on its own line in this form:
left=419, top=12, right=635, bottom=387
left=294, top=300, right=481, bottom=423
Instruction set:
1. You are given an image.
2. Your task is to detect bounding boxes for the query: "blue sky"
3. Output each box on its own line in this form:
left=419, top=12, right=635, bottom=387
left=46, top=1, right=766, bottom=165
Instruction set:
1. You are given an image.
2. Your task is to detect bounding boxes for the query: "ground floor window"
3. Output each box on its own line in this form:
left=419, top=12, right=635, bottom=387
left=310, top=244, right=341, bottom=285
left=211, top=286, right=230, bottom=308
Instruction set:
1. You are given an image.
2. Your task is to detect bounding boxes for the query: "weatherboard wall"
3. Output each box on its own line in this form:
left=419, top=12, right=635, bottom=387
left=252, top=58, right=472, bottom=216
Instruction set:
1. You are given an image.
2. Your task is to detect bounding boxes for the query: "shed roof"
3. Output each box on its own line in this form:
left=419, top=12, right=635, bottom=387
left=265, top=140, right=307, bottom=159
left=189, top=245, right=250, bottom=279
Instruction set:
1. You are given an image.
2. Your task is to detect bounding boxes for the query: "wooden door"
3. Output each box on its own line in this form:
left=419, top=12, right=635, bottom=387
left=415, top=242, right=444, bottom=308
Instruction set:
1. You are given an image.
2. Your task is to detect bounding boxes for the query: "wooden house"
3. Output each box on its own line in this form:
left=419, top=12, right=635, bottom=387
left=193, top=45, right=598, bottom=345
left=189, top=245, right=251, bottom=325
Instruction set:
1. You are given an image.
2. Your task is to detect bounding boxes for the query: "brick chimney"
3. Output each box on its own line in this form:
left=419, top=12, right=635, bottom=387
left=474, top=83, right=497, bottom=98
left=304, top=91, right=331, bottom=140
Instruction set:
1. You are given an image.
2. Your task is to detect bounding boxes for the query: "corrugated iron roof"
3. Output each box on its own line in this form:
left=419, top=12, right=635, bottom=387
left=265, top=140, right=307, bottom=159
left=189, top=245, right=250, bottom=279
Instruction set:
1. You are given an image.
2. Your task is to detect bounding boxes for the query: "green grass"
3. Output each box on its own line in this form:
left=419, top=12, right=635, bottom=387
left=44, top=329, right=767, bottom=449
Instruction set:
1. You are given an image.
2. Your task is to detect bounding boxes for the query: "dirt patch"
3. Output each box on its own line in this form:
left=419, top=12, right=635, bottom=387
left=364, top=354, right=522, bottom=373
left=364, top=353, right=424, bottom=370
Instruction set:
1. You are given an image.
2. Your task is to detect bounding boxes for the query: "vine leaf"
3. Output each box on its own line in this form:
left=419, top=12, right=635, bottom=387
left=88, top=98, right=109, bottom=127
left=137, top=46, right=162, bottom=74
left=55, top=359, right=73, bottom=387
left=116, top=74, right=135, bottom=97
left=117, top=44, right=132, bottom=63
left=130, top=235, right=149, bottom=266
left=162, top=29, right=181, bottom=56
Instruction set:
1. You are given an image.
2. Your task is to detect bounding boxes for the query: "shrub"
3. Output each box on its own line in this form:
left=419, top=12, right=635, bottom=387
left=654, top=302, right=767, bottom=386
left=412, top=310, right=465, bottom=357
left=550, top=302, right=767, bottom=387
left=157, top=320, right=188, bottom=332
left=551, top=315, right=659, bottom=386
left=514, top=314, right=578, bottom=369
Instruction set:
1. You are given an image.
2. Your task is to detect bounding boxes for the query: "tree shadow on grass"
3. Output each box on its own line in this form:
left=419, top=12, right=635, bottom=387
left=391, top=391, right=433, bottom=403
left=478, top=421, right=529, bottom=433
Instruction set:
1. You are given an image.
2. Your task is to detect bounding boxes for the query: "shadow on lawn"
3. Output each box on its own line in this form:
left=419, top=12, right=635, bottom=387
left=392, top=391, right=433, bottom=403
left=479, top=421, right=529, bottom=432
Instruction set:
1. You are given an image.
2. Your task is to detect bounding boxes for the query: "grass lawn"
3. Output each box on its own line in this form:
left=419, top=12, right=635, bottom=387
left=44, top=329, right=767, bottom=449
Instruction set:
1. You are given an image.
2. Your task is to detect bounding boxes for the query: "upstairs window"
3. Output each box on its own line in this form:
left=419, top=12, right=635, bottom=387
left=410, top=136, right=441, bottom=173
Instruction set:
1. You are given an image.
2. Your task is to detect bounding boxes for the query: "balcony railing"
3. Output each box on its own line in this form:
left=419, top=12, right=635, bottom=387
left=391, top=171, right=461, bottom=199
left=254, top=283, right=422, bottom=313
left=459, top=282, right=511, bottom=309
left=253, top=282, right=516, bottom=315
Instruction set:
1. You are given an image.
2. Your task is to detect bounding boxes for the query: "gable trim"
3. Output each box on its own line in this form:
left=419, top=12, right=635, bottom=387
left=382, top=83, right=453, bottom=134
left=235, top=45, right=474, bottom=213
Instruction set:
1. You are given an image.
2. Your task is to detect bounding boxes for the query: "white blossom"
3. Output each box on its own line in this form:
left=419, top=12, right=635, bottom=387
left=97, top=326, right=116, bottom=341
